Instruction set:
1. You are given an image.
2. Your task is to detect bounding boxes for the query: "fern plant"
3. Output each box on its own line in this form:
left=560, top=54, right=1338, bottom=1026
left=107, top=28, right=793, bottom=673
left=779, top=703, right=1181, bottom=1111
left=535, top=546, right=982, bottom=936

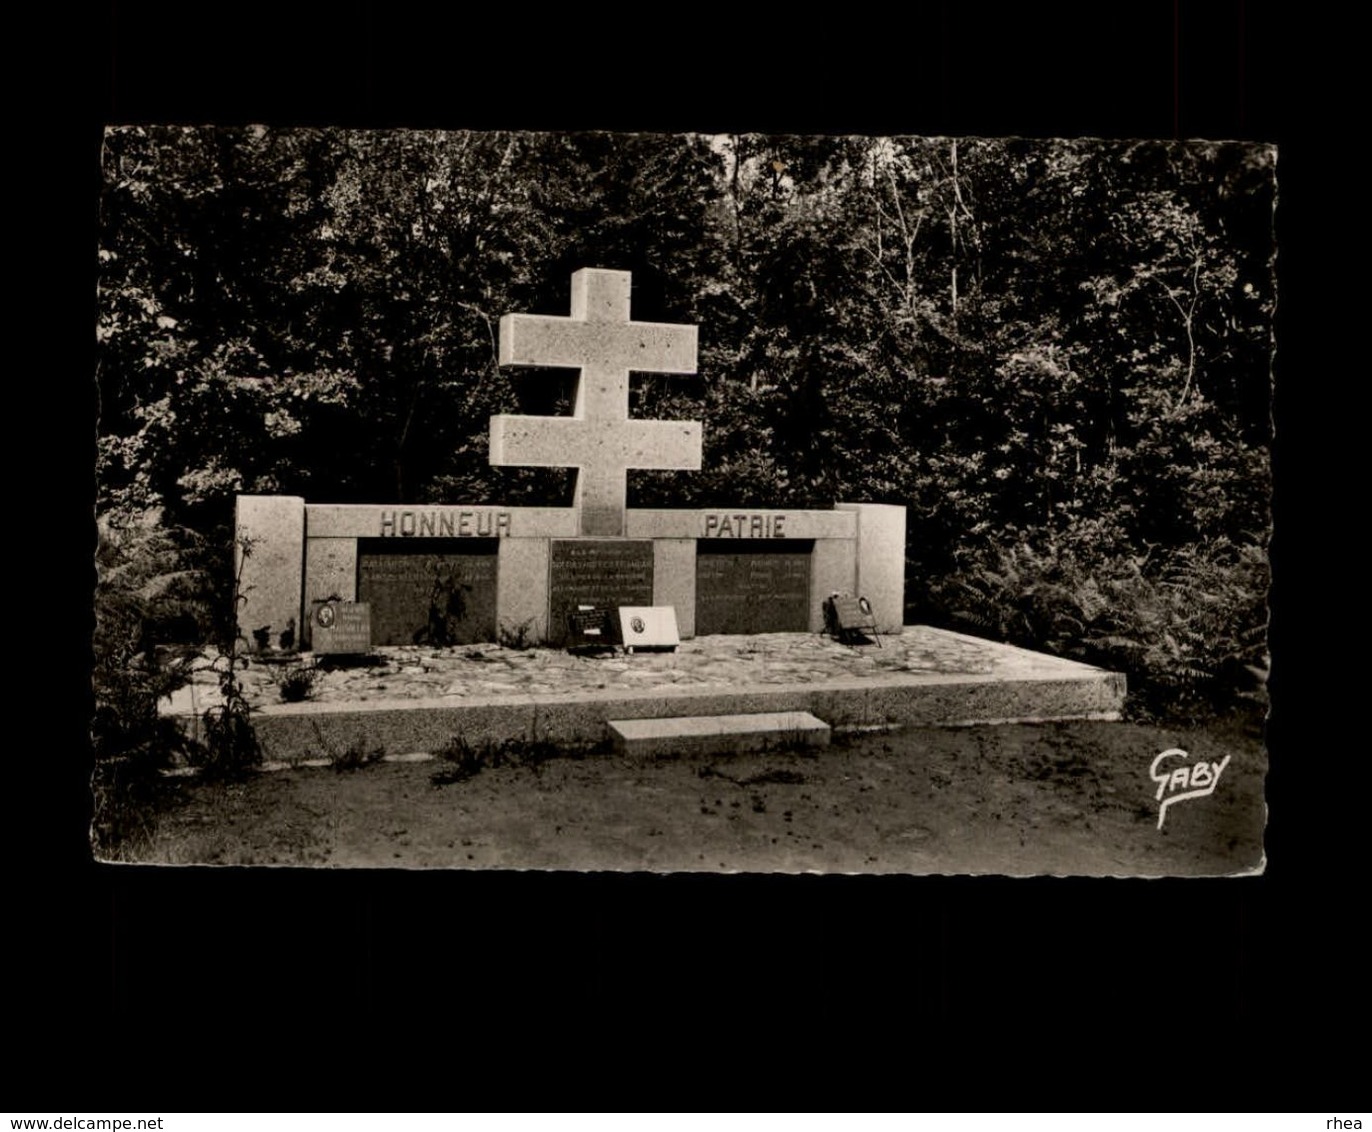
left=191, top=535, right=263, bottom=778
left=934, top=536, right=1268, bottom=709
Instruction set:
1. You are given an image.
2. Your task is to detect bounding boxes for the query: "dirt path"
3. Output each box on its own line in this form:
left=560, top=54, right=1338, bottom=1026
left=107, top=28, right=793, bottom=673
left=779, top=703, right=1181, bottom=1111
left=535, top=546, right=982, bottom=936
left=126, top=709, right=1266, bottom=876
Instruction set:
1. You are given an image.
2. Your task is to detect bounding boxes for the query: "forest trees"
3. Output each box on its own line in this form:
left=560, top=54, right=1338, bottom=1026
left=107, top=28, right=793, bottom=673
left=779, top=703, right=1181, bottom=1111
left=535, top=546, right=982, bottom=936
left=96, top=127, right=1276, bottom=706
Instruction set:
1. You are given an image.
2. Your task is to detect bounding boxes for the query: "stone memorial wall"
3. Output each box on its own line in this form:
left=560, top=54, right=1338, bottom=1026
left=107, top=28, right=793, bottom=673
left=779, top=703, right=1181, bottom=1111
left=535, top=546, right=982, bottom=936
left=239, top=497, right=905, bottom=649
left=235, top=267, right=907, bottom=651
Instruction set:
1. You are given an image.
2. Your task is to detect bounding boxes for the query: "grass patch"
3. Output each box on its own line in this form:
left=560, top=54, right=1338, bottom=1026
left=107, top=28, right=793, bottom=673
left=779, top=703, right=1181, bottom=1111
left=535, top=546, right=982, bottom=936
left=740, top=768, right=809, bottom=786
left=274, top=663, right=320, bottom=703
left=330, top=742, right=387, bottom=773
left=90, top=753, right=191, bottom=862
left=497, top=618, right=538, bottom=650
left=430, top=735, right=569, bottom=785
left=698, top=765, right=811, bottom=787
left=308, top=721, right=386, bottom=773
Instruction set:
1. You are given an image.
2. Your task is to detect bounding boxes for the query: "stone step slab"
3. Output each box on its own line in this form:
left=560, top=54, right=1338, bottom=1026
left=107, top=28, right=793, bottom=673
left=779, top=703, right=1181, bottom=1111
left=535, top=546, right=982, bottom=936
left=608, top=711, right=831, bottom=757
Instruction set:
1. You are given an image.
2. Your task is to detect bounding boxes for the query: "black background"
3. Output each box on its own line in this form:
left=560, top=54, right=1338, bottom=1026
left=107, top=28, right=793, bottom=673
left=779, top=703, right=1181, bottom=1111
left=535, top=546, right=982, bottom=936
left=33, top=0, right=1354, bottom=1095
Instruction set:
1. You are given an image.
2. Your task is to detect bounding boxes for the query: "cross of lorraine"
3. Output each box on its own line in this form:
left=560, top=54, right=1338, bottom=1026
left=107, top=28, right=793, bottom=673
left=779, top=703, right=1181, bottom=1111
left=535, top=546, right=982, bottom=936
left=489, top=268, right=703, bottom=537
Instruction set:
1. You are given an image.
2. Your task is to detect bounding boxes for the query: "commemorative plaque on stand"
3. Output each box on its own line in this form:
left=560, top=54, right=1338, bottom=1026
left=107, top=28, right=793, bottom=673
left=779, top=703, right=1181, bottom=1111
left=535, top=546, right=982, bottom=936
left=822, top=593, right=881, bottom=646
left=311, top=600, right=374, bottom=656
left=618, top=606, right=680, bottom=653
left=565, top=605, right=618, bottom=653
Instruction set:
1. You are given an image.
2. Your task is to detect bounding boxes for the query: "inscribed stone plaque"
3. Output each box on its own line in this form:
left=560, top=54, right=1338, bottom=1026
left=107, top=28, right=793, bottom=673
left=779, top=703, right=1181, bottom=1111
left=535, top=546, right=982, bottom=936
left=311, top=601, right=372, bottom=655
left=548, top=540, right=654, bottom=646
left=356, top=539, right=498, bottom=645
left=695, top=540, right=813, bottom=635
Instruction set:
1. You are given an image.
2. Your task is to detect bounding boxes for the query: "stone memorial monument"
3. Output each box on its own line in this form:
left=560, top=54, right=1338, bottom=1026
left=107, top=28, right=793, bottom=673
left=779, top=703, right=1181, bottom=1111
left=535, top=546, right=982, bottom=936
left=235, top=267, right=906, bottom=650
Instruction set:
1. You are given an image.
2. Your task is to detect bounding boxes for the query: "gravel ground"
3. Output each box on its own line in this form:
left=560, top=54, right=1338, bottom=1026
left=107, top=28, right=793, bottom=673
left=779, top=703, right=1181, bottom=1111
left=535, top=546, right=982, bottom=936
left=164, top=628, right=1089, bottom=715
left=122, top=708, right=1266, bottom=876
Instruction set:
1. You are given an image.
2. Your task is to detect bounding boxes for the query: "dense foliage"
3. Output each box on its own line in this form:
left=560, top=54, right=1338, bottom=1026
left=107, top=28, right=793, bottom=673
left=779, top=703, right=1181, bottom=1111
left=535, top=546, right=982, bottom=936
left=96, top=128, right=1274, bottom=707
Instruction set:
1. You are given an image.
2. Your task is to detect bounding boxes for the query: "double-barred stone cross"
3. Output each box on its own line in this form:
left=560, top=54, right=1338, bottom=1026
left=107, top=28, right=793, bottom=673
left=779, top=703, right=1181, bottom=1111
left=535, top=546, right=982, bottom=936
left=488, top=268, right=702, bottom=537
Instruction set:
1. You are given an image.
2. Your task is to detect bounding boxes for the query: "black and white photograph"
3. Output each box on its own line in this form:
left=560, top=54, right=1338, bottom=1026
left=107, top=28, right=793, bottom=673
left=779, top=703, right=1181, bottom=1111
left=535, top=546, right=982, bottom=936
left=45, top=2, right=1367, bottom=1077
left=93, top=125, right=1275, bottom=876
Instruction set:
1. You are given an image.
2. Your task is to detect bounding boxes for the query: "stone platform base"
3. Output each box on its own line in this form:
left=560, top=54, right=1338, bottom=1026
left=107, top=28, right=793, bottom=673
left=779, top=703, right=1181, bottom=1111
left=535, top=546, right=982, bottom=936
left=163, top=627, right=1126, bottom=765
left=609, top=711, right=831, bottom=757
